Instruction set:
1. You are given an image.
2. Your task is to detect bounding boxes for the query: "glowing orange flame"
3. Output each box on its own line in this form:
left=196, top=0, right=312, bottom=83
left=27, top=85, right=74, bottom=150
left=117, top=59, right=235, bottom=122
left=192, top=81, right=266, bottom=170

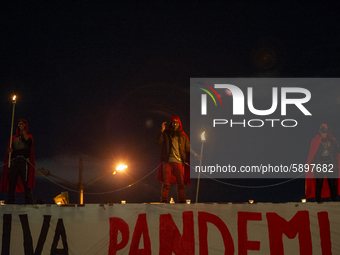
left=12, top=95, right=16, bottom=101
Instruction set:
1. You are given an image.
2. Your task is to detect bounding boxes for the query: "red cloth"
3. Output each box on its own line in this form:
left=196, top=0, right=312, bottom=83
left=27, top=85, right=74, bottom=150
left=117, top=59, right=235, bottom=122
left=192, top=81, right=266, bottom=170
left=157, top=159, right=190, bottom=186
left=157, top=116, right=191, bottom=185
left=161, top=162, right=186, bottom=201
left=305, top=135, right=340, bottom=199
left=0, top=119, right=35, bottom=193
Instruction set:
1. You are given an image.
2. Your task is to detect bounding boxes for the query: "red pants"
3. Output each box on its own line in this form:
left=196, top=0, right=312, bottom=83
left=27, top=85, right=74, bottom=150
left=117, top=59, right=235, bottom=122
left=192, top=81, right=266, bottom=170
left=161, top=162, right=186, bottom=203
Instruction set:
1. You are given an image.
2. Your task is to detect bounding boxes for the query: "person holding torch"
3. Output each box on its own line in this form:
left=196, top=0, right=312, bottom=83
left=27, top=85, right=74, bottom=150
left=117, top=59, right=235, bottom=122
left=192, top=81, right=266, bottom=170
left=0, top=118, right=35, bottom=204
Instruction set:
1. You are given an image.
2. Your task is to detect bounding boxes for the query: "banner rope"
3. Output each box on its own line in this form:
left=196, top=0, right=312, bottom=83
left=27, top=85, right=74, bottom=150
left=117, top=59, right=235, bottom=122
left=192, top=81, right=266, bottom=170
left=0, top=158, right=306, bottom=193
left=31, top=161, right=160, bottom=195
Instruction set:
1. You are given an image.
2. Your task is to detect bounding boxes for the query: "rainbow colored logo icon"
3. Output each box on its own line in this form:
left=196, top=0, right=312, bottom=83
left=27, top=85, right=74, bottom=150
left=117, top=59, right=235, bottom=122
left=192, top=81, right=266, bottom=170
left=197, top=82, right=222, bottom=106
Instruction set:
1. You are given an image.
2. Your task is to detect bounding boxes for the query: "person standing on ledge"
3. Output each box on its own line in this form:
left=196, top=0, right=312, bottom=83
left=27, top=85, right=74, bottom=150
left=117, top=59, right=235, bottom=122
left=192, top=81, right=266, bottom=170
left=306, top=124, right=340, bottom=203
left=0, top=118, right=35, bottom=204
left=156, top=116, right=198, bottom=203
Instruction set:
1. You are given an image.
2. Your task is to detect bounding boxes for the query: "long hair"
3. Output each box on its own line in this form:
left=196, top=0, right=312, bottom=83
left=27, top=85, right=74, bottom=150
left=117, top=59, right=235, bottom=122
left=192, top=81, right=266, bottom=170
left=168, top=124, right=183, bottom=137
left=326, top=128, right=333, bottom=141
left=319, top=124, right=333, bottom=141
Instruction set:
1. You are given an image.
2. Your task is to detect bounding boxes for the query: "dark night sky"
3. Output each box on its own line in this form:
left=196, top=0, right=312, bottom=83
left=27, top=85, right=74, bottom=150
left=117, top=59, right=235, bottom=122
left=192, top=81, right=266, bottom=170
left=0, top=2, right=339, bottom=204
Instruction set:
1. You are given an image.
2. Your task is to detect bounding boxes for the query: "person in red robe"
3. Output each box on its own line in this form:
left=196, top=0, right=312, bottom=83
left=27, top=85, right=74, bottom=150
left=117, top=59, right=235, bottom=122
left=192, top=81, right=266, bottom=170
left=156, top=116, right=198, bottom=203
left=305, top=124, right=340, bottom=203
left=0, top=119, right=35, bottom=204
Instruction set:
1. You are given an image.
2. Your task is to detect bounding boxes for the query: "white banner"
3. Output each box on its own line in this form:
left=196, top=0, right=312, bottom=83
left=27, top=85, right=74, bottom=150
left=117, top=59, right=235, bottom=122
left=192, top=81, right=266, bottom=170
left=1, top=203, right=339, bottom=254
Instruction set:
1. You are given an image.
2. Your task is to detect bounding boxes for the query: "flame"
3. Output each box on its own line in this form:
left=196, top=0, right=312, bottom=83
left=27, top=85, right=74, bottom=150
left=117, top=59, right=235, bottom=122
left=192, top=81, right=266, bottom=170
left=201, top=131, right=206, bottom=141
left=12, top=95, right=16, bottom=101
left=116, top=164, right=127, bottom=171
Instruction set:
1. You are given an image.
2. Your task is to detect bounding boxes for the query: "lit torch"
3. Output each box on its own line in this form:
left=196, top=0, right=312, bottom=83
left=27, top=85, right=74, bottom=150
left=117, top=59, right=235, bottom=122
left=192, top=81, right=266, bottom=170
left=8, top=95, right=17, bottom=168
left=201, top=131, right=206, bottom=142
left=195, top=131, right=206, bottom=203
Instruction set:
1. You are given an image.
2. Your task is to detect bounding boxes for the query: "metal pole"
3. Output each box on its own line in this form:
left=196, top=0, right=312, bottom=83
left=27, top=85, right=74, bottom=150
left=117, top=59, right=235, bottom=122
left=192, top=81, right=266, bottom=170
left=8, top=96, right=16, bottom=168
left=79, top=155, right=84, bottom=205
left=195, top=142, right=204, bottom=203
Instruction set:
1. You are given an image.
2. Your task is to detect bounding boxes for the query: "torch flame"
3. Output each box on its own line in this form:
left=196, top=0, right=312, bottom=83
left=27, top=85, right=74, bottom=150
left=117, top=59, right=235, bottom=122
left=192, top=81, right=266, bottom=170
left=201, top=131, right=206, bottom=141
left=12, top=95, right=16, bottom=101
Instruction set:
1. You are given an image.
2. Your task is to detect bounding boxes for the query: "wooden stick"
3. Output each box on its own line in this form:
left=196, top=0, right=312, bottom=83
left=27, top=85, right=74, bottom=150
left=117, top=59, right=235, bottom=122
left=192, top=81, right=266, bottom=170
left=8, top=96, right=16, bottom=168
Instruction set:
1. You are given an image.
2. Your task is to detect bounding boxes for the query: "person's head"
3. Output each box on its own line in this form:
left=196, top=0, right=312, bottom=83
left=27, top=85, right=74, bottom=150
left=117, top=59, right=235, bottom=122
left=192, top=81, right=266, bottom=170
left=172, top=119, right=180, bottom=131
left=17, top=118, right=28, bottom=134
left=319, top=123, right=328, bottom=134
left=319, top=123, right=332, bottom=140
left=168, top=116, right=183, bottom=135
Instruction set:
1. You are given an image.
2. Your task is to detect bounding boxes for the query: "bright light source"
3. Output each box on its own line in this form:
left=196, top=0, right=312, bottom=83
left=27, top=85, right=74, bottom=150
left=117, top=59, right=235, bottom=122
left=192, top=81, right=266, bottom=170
left=116, top=164, right=127, bottom=171
left=12, top=95, right=16, bottom=101
left=201, top=131, right=206, bottom=142
left=54, top=191, right=69, bottom=205
left=249, top=200, right=254, bottom=204
left=301, top=199, right=306, bottom=203
left=121, top=200, right=126, bottom=204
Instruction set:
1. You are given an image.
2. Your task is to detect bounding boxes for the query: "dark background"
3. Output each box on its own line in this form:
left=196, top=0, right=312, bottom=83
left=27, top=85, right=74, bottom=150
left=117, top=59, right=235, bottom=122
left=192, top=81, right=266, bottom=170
left=0, top=2, right=339, bottom=204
